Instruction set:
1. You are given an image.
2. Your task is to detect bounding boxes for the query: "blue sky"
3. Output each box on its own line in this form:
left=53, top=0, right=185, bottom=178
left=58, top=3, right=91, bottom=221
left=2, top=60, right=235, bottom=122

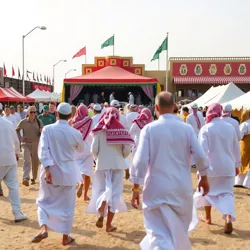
left=1, top=0, right=249, bottom=92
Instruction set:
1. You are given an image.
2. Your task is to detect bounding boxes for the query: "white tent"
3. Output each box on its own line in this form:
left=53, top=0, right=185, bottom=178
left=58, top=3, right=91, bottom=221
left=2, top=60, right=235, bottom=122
left=226, top=91, right=250, bottom=110
left=187, top=83, right=244, bottom=108
left=27, top=89, right=51, bottom=102
left=205, top=82, right=244, bottom=106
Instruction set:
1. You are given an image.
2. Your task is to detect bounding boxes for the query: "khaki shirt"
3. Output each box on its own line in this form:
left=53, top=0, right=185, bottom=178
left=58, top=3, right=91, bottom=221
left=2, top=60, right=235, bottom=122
left=16, top=118, right=43, bottom=144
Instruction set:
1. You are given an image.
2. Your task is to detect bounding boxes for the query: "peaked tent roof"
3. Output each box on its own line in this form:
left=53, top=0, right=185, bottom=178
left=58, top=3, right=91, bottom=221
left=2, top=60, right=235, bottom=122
left=28, top=89, right=52, bottom=102
left=64, top=66, right=157, bottom=84
left=186, top=83, right=244, bottom=108
left=0, top=87, right=35, bottom=102
left=226, top=90, right=250, bottom=110
left=205, top=82, right=244, bottom=106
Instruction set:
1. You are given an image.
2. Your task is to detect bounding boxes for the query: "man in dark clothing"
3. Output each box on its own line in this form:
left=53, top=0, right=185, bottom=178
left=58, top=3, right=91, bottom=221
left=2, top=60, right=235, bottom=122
left=98, top=92, right=105, bottom=104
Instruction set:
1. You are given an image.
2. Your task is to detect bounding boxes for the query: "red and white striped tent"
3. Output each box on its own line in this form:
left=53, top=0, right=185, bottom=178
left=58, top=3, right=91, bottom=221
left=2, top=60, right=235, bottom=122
left=0, top=87, right=35, bottom=102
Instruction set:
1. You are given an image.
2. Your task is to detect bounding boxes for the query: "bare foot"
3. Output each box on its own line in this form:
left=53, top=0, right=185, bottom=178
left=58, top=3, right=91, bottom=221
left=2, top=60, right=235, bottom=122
left=77, top=184, right=83, bottom=198
left=96, top=216, right=104, bottom=228
left=199, top=215, right=212, bottom=224
left=62, top=236, right=75, bottom=246
left=106, top=225, right=117, bottom=232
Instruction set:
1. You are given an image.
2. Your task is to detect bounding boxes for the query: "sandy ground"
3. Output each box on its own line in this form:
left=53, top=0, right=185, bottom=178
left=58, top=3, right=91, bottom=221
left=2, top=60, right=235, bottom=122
left=1, top=156, right=250, bottom=250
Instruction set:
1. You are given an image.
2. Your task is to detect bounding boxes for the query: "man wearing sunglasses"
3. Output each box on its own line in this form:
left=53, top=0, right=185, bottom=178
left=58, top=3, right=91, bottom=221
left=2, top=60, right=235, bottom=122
left=16, top=106, right=43, bottom=186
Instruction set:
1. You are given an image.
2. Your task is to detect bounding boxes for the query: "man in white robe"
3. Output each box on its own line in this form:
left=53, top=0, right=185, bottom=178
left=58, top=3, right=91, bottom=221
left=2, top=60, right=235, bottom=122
left=126, top=104, right=139, bottom=130
left=32, top=103, right=84, bottom=246
left=130, top=91, right=209, bottom=250
left=128, top=92, right=135, bottom=105
left=186, top=103, right=205, bottom=136
left=221, top=104, right=241, bottom=141
left=0, top=105, right=27, bottom=222
left=92, top=104, right=102, bottom=128
left=194, top=103, right=240, bottom=234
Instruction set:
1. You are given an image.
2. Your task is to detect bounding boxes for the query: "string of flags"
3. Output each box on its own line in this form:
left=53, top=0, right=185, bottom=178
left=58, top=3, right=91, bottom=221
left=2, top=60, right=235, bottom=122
left=3, top=63, right=53, bottom=85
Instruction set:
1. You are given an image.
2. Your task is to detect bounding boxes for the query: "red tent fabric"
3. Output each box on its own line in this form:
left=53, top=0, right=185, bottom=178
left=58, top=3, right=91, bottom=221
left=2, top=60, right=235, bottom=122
left=0, top=87, right=35, bottom=102
left=64, top=66, right=157, bottom=84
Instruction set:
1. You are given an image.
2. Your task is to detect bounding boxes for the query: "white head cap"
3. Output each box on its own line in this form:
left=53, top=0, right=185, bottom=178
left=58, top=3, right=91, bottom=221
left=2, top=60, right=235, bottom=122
left=110, top=100, right=120, bottom=107
left=223, top=104, right=233, bottom=112
left=57, top=102, right=72, bottom=115
left=191, top=103, right=198, bottom=109
left=0, top=103, right=2, bottom=110
left=93, top=104, right=102, bottom=111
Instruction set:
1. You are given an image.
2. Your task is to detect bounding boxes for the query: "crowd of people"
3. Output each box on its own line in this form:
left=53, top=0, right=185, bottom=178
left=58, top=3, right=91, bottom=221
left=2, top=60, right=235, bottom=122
left=0, top=91, right=250, bottom=249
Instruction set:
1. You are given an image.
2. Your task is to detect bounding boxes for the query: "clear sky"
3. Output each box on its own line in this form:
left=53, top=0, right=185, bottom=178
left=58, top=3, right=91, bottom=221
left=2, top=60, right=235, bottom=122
left=1, top=0, right=250, bottom=92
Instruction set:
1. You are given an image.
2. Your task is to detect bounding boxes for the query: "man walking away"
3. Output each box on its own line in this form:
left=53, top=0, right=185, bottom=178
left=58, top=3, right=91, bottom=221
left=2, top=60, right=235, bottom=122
left=130, top=91, right=209, bottom=250
left=0, top=107, right=27, bottom=222
left=32, top=103, right=84, bottom=246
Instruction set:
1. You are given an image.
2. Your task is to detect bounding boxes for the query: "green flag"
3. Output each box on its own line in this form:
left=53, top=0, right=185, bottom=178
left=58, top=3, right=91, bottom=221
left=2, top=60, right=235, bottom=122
left=151, top=37, right=168, bottom=62
left=101, top=35, right=114, bottom=49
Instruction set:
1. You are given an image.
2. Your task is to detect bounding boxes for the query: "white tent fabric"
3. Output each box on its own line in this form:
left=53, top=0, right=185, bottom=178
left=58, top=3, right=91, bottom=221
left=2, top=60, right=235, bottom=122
left=27, top=89, right=51, bottom=102
left=205, top=82, right=244, bottom=106
left=226, top=91, right=250, bottom=110
left=187, top=83, right=244, bottom=108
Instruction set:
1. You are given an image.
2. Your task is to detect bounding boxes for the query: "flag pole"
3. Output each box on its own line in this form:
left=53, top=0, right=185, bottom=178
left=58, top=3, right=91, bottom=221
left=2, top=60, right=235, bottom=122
left=113, top=34, right=115, bottom=56
left=85, top=45, right=87, bottom=64
left=166, top=32, right=169, bottom=92
left=158, top=57, right=160, bottom=71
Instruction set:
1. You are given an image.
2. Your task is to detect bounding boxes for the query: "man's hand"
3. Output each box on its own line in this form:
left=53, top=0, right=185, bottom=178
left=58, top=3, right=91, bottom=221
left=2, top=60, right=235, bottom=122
left=131, top=191, right=140, bottom=209
left=198, top=176, right=209, bottom=196
left=45, top=168, right=52, bottom=184
left=235, top=168, right=240, bottom=176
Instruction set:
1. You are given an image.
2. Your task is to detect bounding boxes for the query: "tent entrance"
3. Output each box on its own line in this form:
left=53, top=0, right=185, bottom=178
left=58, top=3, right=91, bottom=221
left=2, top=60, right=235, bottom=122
left=64, top=85, right=154, bottom=106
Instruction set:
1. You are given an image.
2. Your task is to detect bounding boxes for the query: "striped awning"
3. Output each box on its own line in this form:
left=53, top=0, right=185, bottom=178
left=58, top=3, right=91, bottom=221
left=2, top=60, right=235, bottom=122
left=0, top=87, right=34, bottom=102
left=174, top=76, right=250, bottom=84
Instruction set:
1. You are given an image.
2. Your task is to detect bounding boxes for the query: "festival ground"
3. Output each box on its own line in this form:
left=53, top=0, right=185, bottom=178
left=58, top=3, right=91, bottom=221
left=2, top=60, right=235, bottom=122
left=0, top=156, right=250, bottom=250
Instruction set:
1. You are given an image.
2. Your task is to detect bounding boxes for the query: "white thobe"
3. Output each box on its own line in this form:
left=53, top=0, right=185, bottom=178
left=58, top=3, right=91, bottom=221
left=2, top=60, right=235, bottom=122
left=221, top=116, right=240, bottom=141
left=126, top=112, right=139, bottom=130
left=37, top=120, right=84, bottom=234
left=75, top=122, right=94, bottom=178
left=119, top=113, right=127, bottom=128
left=174, top=114, right=184, bottom=122
left=92, top=113, right=102, bottom=128
left=39, top=103, right=43, bottom=113
left=129, top=94, right=135, bottom=105
left=186, top=113, right=205, bottom=136
left=12, top=113, right=21, bottom=128
left=194, top=118, right=241, bottom=221
left=0, top=117, right=21, bottom=216
left=236, top=119, right=250, bottom=187
left=87, top=131, right=130, bottom=216
left=4, top=115, right=16, bottom=127
left=109, top=94, right=114, bottom=103
left=130, top=114, right=208, bottom=250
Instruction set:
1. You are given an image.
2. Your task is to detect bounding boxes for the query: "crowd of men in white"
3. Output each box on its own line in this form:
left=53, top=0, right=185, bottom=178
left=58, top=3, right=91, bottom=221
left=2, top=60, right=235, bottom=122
left=0, top=91, right=249, bottom=249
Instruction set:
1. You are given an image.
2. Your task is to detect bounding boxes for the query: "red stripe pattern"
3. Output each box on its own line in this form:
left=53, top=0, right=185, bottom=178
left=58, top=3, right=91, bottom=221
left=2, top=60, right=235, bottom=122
left=174, top=76, right=250, bottom=84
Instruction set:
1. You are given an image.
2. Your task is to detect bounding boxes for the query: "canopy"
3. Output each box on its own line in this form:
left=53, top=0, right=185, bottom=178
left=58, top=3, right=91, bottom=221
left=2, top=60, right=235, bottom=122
left=64, top=66, right=158, bottom=84
left=226, top=91, right=250, bottom=110
left=63, top=65, right=160, bottom=103
left=0, top=87, right=35, bottom=102
left=28, top=89, right=52, bottom=102
left=205, top=82, right=244, bottom=106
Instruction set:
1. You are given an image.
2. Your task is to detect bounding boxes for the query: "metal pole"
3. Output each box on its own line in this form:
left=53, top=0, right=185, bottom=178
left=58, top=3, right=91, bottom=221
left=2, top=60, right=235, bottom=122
left=22, top=35, right=25, bottom=95
left=166, top=32, right=169, bottom=92
left=113, top=34, right=115, bottom=56
left=158, top=57, right=160, bottom=71
left=53, top=65, right=55, bottom=86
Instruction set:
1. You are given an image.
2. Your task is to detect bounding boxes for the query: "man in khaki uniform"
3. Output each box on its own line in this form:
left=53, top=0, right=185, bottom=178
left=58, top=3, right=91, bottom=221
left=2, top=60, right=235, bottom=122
left=16, top=106, right=43, bottom=186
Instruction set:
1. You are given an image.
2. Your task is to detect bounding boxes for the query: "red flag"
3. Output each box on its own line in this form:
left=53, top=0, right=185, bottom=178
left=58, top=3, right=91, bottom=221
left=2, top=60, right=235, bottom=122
left=12, top=66, right=15, bottom=77
left=72, top=46, right=86, bottom=59
left=3, top=63, right=7, bottom=76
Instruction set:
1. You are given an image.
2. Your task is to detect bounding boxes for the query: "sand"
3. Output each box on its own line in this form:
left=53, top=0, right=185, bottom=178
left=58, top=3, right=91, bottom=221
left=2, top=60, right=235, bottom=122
left=1, top=156, right=250, bottom=250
